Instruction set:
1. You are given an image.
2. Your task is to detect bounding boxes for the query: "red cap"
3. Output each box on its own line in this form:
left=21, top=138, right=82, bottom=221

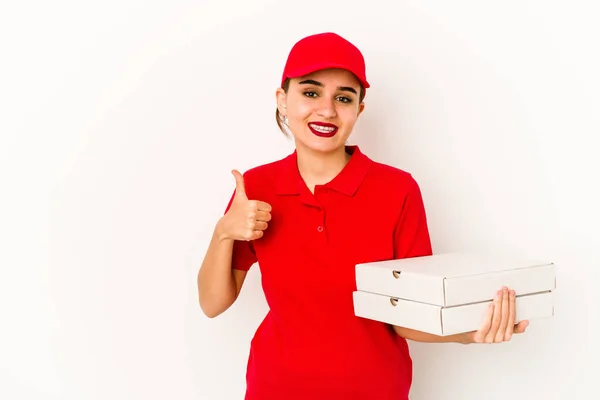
left=281, top=32, right=370, bottom=89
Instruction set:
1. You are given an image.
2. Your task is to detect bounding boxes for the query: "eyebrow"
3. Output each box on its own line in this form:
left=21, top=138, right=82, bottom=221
left=298, top=79, right=358, bottom=95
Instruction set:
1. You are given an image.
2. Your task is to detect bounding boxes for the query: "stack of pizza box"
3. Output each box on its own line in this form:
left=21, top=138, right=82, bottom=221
left=353, top=253, right=556, bottom=336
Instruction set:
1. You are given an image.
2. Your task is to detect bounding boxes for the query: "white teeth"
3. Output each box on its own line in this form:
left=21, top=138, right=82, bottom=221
left=309, top=123, right=336, bottom=133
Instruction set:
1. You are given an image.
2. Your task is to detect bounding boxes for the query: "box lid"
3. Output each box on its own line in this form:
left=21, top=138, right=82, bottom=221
left=355, top=253, right=556, bottom=307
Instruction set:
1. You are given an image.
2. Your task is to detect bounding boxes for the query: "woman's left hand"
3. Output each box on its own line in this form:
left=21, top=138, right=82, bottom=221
left=467, top=286, right=529, bottom=344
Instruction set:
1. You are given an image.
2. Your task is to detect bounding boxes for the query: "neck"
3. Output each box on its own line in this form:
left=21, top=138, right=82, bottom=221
left=295, top=144, right=351, bottom=192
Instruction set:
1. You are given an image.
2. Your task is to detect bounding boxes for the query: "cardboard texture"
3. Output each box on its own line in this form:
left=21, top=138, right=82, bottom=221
left=353, top=253, right=556, bottom=336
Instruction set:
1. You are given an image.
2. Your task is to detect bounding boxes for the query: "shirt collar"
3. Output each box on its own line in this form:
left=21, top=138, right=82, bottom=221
left=275, top=145, right=372, bottom=197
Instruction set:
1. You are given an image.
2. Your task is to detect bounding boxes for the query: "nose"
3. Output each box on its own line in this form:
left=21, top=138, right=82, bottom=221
left=315, top=97, right=337, bottom=119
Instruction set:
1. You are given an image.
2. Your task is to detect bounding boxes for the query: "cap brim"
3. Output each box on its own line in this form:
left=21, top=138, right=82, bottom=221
left=284, top=62, right=370, bottom=88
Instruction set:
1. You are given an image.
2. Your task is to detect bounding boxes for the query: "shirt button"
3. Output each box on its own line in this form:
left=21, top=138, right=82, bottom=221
left=317, top=226, right=324, bottom=232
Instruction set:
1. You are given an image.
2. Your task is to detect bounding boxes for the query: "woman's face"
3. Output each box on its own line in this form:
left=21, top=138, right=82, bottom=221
left=277, top=68, right=365, bottom=154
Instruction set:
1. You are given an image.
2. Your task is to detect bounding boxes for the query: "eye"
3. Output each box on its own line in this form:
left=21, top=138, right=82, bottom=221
left=303, top=91, right=318, bottom=98
left=336, top=96, right=352, bottom=103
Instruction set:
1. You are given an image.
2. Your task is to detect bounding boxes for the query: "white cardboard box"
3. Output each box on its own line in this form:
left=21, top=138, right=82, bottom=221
left=353, top=290, right=555, bottom=336
left=355, top=253, right=556, bottom=306
left=353, top=253, right=556, bottom=336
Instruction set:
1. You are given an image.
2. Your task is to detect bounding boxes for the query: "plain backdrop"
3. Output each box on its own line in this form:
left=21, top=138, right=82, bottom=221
left=1, top=1, right=599, bottom=399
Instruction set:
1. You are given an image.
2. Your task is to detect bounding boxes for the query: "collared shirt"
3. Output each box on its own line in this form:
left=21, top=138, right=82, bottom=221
left=225, top=145, right=433, bottom=400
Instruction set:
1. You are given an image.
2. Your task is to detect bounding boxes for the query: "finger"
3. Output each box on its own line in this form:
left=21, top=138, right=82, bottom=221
left=495, top=288, right=509, bottom=342
left=248, top=201, right=271, bottom=212
left=246, top=215, right=268, bottom=229
left=256, top=201, right=272, bottom=212
left=253, top=221, right=268, bottom=231
left=255, top=210, right=272, bottom=222
left=514, top=320, right=529, bottom=334
left=231, top=170, right=247, bottom=200
left=242, top=228, right=264, bottom=241
left=473, top=302, right=494, bottom=343
left=485, top=289, right=503, bottom=343
left=504, top=290, right=516, bottom=341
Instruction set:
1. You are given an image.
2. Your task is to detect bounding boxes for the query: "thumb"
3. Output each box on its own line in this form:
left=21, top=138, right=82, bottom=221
left=231, top=169, right=247, bottom=200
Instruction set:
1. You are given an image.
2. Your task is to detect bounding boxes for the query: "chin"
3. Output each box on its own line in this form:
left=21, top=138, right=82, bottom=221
left=298, top=136, right=346, bottom=154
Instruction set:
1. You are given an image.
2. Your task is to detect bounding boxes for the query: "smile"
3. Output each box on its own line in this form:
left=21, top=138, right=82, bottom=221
left=308, top=122, right=338, bottom=138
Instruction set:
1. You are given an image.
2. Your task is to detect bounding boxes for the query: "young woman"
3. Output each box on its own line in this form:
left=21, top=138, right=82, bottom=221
left=197, top=32, right=528, bottom=400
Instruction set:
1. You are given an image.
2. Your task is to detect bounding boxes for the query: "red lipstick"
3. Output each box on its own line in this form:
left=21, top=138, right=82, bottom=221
left=308, top=122, right=338, bottom=138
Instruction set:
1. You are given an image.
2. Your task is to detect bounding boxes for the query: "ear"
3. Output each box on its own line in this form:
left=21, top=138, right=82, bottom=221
left=357, top=102, right=365, bottom=116
left=275, top=88, right=287, bottom=116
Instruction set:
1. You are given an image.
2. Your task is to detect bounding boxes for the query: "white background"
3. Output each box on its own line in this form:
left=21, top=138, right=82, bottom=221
left=1, top=1, right=599, bottom=399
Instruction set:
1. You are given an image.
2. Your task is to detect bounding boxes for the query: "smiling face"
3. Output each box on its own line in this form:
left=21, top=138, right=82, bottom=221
left=276, top=68, right=365, bottom=155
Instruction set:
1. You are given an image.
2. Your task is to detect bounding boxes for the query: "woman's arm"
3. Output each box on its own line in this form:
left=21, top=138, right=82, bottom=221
left=393, top=326, right=473, bottom=344
left=197, top=170, right=271, bottom=318
left=197, top=222, right=248, bottom=318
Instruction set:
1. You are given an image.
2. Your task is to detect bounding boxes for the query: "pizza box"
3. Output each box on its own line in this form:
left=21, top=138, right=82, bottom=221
left=355, top=253, right=556, bottom=307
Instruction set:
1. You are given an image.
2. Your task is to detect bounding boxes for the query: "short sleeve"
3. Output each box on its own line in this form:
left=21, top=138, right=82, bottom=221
left=393, top=176, right=433, bottom=259
left=224, top=190, right=257, bottom=272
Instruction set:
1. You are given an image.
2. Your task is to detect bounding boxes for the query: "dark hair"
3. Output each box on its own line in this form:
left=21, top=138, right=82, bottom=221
left=275, top=78, right=366, bottom=136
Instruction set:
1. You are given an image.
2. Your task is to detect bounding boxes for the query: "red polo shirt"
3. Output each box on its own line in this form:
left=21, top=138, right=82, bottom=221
left=225, top=145, right=432, bottom=400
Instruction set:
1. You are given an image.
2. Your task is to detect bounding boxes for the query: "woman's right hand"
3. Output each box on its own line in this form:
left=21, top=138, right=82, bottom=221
left=217, top=169, right=272, bottom=242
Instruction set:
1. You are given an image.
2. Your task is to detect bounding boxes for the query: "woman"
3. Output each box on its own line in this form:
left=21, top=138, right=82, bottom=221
left=197, top=32, right=528, bottom=400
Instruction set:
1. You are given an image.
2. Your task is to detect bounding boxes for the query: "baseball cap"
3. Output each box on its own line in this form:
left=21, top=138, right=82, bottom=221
left=280, top=32, right=370, bottom=89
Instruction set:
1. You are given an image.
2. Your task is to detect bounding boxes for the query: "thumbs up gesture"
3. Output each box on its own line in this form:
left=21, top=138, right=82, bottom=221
left=219, top=170, right=272, bottom=241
